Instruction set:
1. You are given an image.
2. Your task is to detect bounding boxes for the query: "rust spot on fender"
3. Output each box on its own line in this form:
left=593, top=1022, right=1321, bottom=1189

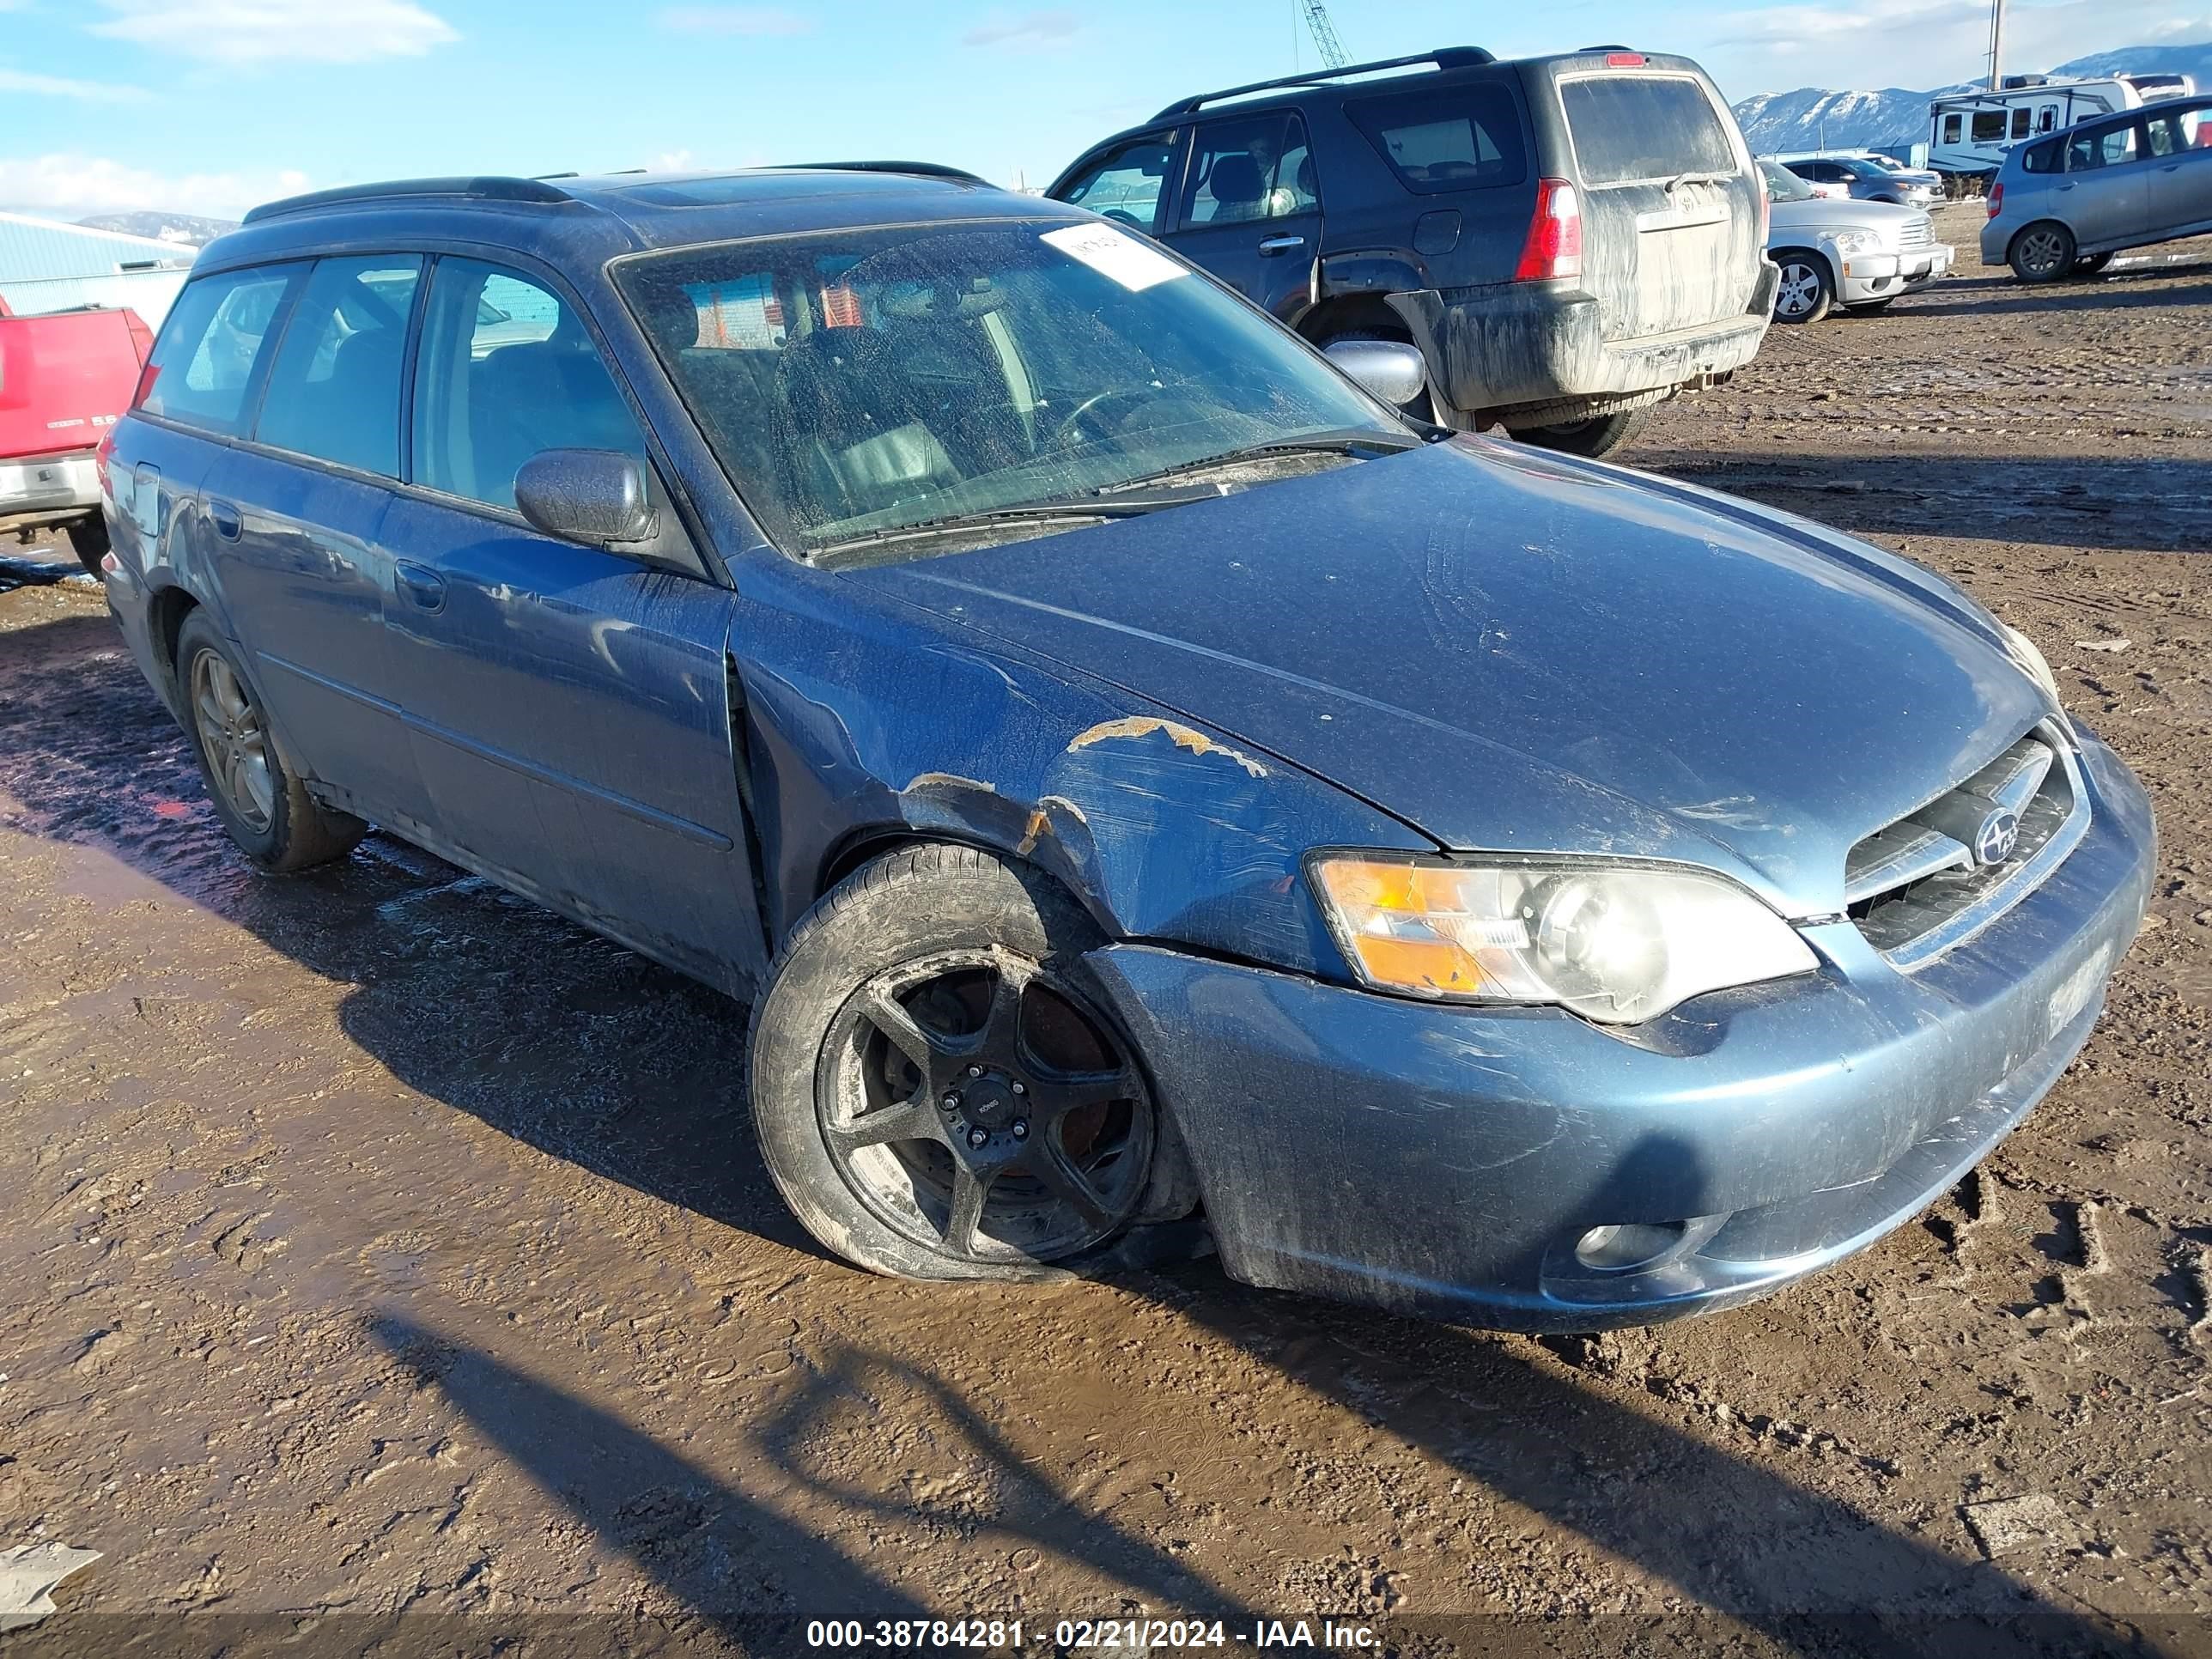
left=1066, top=717, right=1267, bottom=778
left=1016, top=793, right=1091, bottom=856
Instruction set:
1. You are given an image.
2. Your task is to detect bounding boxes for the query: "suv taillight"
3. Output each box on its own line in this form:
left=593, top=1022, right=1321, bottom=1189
left=1986, top=181, right=2003, bottom=218
left=1757, top=177, right=1771, bottom=241
left=1514, top=178, right=1583, bottom=281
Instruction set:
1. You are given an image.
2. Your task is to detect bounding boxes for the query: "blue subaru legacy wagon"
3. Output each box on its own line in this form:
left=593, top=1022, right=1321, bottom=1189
left=97, top=167, right=2154, bottom=1331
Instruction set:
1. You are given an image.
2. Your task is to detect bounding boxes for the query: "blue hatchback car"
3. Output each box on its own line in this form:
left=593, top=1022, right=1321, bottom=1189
left=99, top=167, right=2153, bottom=1331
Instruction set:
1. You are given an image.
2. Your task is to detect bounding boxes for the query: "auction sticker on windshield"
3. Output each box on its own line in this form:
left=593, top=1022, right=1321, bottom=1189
left=1041, top=223, right=1187, bottom=290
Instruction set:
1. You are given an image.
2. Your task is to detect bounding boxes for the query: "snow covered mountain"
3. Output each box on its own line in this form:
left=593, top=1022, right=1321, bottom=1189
left=1729, top=40, right=2212, bottom=158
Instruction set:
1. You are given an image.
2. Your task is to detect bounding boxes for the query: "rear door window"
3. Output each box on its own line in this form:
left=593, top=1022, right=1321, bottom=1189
left=1559, top=75, right=1735, bottom=186
left=1176, top=113, right=1318, bottom=227
left=2067, top=120, right=2142, bottom=171
left=1346, top=82, right=1528, bottom=191
left=253, top=256, right=420, bottom=477
left=137, top=265, right=298, bottom=434
left=411, top=258, right=647, bottom=512
left=1055, top=136, right=1181, bottom=234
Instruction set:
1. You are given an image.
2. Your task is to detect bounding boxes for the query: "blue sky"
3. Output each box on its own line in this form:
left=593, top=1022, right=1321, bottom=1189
left=0, top=0, right=2198, bottom=220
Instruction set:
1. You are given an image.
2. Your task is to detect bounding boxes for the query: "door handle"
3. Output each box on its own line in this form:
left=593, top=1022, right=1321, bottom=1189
left=394, top=561, right=447, bottom=612
left=1257, top=234, right=1307, bottom=255
left=2163, top=163, right=2182, bottom=172
left=207, top=497, right=243, bottom=541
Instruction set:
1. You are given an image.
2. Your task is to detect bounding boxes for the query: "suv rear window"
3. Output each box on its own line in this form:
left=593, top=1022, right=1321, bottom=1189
left=1559, top=75, right=1735, bottom=186
left=1346, top=84, right=1527, bottom=192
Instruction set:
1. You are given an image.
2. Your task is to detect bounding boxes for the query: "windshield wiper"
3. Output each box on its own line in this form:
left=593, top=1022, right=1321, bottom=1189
left=812, top=487, right=1218, bottom=558
left=1096, top=428, right=1421, bottom=494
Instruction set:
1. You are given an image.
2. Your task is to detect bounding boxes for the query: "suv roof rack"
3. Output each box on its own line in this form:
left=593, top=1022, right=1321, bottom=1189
left=1152, top=47, right=1496, bottom=120
left=242, top=175, right=573, bottom=225
left=784, top=161, right=989, bottom=185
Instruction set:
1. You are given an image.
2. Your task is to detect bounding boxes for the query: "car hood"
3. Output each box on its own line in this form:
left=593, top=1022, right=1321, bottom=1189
left=1769, top=196, right=1926, bottom=237
left=849, top=439, right=2047, bottom=916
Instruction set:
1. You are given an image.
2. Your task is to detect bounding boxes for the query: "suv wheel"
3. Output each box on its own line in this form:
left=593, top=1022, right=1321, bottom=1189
left=2009, top=222, right=2076, bottom=283
left=175, top=611, right=366, bottom=871
left=749, top=844, right=1159, bottom=1281
left=1516, top=405, right=1654, bottom=459
left=1771, top=251, right=1834, bottom=324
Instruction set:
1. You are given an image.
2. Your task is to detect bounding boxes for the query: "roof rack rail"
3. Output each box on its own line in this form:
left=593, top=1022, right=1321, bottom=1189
left=785, top=160, right=990, bottom=185
left=1152, top=47, right=1495, bottom=120
left=241, top=175, right=574, bottom=226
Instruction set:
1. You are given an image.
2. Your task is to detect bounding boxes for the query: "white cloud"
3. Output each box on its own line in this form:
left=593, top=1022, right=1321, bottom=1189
left=0, top=153, right=311, bottom=220
left=0, top=67, right=147, bottom=100
left=962, top=9, right=1084, bottom=50
left=88, top=0, right=456, bottom=65
left=655, top=5, right=811, bottom=32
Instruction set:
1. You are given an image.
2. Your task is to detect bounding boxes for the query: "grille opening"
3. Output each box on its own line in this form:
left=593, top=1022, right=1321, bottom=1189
left=1844, top=727, right=2085, bottom=963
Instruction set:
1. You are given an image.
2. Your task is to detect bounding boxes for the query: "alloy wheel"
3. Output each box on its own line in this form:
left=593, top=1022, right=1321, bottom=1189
left=191, top=651, right=276, bottom=833
left=2016, top=228, right=2070, bottom=280
left=817, top=948, right=1154, bottom=1263
left=1775, top=261, right=1824, bottom=319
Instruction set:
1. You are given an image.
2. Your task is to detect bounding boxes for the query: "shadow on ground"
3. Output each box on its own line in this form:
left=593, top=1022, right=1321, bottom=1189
left=0, top=608, right=2182, bottom=1657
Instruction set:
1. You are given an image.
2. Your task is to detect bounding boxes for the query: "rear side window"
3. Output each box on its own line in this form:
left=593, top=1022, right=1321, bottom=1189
left=1176, top=113, right=1318, bottom=227
left=137, top=265, right=296, bottom=434
left=411, top=258, right=646, bottom=512
left=254, top=256, right=420, bottom=477
left=1346, top=83, right=1527, bottom=192
left=1559, top=76, right=1735, bottom=186
left=2020, top=137, right=2064, bottom=173
left=1056, top=136, right=1179, bottom=234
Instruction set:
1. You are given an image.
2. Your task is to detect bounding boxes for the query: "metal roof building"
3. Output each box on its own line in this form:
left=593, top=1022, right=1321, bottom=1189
left=0, top=212, right=196, bottom=325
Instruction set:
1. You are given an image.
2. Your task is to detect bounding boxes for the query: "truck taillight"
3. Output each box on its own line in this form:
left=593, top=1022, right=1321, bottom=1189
left=1758, top=179, right=1771, bottom=241
left=1513, top=179, right=1583, bottom=282
left=96, top=427, right=117, bottom=501
left=132, top=360, right=160, bottom=407
left=1986, top=181, right=2003, bottom=218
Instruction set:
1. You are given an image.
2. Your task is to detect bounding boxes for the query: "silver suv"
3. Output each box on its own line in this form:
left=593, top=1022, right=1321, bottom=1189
left=1984, top=96, right=2212, bottom=282
left=1759, top=161, right=1954, bottom=322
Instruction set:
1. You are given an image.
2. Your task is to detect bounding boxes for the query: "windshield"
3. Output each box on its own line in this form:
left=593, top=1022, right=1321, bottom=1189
left=616, top=217, right=1398, bottom=557
left=1759, top=160, right=1814, bottom=201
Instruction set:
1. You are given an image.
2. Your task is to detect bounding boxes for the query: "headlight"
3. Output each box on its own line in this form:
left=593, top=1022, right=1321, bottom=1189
left=1829, top=228, right=1881, bottom=254
left=1310, top=856, right=1819, bottom=1024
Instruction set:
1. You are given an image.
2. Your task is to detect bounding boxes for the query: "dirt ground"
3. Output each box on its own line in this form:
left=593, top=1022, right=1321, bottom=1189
left=3, top=202, right=2209, bottom=1657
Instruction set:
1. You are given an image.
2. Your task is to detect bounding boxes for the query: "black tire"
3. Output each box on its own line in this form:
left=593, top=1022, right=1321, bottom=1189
left=1771, top=250, right=1834, bottom=324
left=2009, top=222, right=2076, bottom=283
left=174, top=611, right=365, bottom=872
left=1516, top=404, right=1654, bottom=459
left=748, top=843, right=1158, bottom=1281
left=2073, top=252, right=2113, bottom=276
left=62, top=514, right=109, bottom=580
left=1313, top=329, right=1437, bottom=424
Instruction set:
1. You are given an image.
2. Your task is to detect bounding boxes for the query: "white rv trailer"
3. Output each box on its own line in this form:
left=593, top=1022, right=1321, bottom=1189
left=1929, top=72, right=2197, bottom=173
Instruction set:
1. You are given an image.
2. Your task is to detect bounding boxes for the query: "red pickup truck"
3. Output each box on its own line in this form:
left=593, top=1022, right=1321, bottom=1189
left=0, top=298, right=153, bottom=575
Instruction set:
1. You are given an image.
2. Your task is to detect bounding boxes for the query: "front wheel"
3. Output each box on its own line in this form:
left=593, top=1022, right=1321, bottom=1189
left=749, top=844, right=1159, bottom=1280
left=1771, top=252, right=1834, bottom=324
left=1515, top=404, right=1653, bottom=459
left=2009, top=222, right=2077, bottom=283
left=175, top=611, right=365, bottom=871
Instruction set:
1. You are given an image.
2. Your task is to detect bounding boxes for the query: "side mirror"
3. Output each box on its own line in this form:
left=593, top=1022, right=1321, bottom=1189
left=1323, top=337, right=1426, bottom=408
left=514, top=448, right=656, bottom=545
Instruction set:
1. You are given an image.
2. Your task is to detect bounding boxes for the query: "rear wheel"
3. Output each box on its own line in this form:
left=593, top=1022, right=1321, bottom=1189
left=749, top=845, right=1159, bottom=1280
left=62, top=514, right=109, bottom=580
left=2009, top=222, right=2076, bottom=283
left=1515, top=404, right=1653, bottom=459
left=1771, top=251, right=1834, bottom=324
left=175, top=611, right=365, bottom=871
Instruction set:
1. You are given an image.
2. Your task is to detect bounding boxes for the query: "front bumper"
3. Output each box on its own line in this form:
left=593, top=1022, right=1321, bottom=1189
left=1839, top=241, right=1954, bottom=303
left=1086, top=727, right=2154, bottom=1332
left=1389, top=268, right=1777, bottom=417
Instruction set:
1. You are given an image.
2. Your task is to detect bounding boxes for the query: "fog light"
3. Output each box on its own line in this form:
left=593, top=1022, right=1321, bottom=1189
left=1573, top=1221, right=1688, bottom=1272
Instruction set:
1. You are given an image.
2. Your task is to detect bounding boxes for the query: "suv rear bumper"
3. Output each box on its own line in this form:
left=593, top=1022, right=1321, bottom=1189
left=0, top=451, right=100, bottom=526
left=1388, top=266, right=1778, bottom=419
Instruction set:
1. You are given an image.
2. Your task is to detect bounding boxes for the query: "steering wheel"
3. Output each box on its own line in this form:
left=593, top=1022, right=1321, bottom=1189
left=1101, top=209, right=1145, bottom=229
left=1051, top=386, right=1164, bottom=448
